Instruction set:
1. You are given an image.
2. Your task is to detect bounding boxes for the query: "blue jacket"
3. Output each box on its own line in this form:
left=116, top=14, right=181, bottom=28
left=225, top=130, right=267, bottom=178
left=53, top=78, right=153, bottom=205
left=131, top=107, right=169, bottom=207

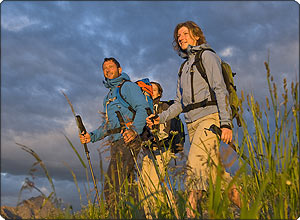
left=89, top=72, right=149, bottom=142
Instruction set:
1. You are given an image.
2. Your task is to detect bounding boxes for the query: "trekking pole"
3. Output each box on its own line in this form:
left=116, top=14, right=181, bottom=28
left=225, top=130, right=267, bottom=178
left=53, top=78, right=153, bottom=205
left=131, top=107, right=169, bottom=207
left=207, top=124, right=261, bottom=186
left=62, top=92, right=101, bottom=205
left=145, top=109, right=179, bottom=217
left=115, top=111, right=154, bottom=216
left=207, top=124, right=251, bottom=165
left=147, top=147, right=179, bottom=217
left=76, top=115, right=101, bottom=205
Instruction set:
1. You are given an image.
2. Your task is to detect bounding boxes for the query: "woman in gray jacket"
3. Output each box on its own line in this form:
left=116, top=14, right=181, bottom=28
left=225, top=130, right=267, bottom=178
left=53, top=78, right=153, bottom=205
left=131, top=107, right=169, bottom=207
left=146, top=21, right=240, bottom=217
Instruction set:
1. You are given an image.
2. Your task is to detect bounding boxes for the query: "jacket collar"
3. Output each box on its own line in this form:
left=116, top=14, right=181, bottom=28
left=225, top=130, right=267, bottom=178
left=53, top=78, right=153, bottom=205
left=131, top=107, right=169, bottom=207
left=178, top=43, right=212, bottom=59
left=103, top=72, right=130, bottom=89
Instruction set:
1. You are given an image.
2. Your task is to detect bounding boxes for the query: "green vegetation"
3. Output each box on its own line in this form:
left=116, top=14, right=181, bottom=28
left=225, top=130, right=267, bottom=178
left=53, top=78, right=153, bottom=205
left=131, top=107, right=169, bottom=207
left=17, top=61, right=299, bottom=219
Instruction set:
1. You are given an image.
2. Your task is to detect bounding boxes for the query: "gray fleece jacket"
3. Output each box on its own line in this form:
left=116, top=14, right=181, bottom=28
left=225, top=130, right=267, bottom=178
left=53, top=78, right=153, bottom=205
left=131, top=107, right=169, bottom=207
left=159, top=44, right=232, bottom=128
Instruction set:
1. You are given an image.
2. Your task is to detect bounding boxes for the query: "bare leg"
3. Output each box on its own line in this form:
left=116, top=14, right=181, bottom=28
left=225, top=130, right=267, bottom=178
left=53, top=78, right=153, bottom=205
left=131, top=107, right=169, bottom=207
left=186, top=190, right=202, bottom=218
left=228, top=184, right=241, bottom=208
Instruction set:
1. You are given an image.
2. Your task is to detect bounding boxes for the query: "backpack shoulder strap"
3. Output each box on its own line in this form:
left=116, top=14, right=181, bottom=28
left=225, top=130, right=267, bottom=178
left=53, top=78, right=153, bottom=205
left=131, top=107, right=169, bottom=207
left=193, top=48, right=217, bottom=102
left=178, top=59, right=188, bottom=78
left=116, top=80, right=136, bottom=115
left=194, top=48, right=215, bottom=83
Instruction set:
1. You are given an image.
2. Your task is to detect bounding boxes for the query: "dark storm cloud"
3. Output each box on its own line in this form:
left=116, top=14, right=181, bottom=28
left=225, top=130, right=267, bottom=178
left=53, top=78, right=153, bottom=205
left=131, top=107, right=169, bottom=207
left=1, top=0, right=298, bottom=209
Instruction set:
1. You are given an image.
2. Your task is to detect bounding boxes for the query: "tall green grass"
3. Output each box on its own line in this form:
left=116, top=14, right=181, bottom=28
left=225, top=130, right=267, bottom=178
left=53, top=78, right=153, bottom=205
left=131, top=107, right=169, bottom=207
left=235, top=61, right=299, bottom=219
left=17, top=61, right=299, bottom=219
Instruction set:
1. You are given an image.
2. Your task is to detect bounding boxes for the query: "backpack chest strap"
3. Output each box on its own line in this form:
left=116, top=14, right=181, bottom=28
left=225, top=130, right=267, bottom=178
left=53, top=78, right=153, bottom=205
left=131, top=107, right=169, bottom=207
left=182, top=98, right=217, bottom=113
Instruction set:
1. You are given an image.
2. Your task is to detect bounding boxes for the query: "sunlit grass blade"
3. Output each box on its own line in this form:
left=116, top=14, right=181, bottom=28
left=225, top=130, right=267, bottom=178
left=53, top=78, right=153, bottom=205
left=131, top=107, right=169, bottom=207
left=16, top=143, right=58, bottom=205
left=64, top=134, right=87, bottom=169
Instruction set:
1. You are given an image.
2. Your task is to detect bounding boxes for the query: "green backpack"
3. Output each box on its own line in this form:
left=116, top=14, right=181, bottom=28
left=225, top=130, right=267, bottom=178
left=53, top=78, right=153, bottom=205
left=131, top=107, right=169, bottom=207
left=179, top=48, right=241, bottom=127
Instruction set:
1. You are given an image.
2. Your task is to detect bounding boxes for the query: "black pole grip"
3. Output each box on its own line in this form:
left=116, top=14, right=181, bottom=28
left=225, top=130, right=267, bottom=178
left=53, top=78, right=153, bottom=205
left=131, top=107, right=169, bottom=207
left=146, top=107, right=159, bottom=122
left=236, top=115, right=242, bottom=127
left=209, top=124, right=222, bottom=137
left=76, top=115, right=87, bottom=134
left=151, top=115, right=159, bottom=124
left=146, top=108, right=152, bottom=116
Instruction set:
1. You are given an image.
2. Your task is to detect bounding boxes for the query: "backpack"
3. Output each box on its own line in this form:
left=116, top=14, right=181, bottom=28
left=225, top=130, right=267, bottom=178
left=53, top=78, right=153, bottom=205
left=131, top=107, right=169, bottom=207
left=163, top=100, right=185, bottom=153
left=116, top=78, right=154, bottom=120
left=152, top=100, right=185, bottom=153
left=178, top=48, right=241, bottom=127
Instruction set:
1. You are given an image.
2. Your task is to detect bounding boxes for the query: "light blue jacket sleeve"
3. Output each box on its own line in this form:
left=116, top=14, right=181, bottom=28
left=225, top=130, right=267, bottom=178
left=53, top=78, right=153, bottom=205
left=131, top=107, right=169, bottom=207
left=89, top=119, right=106, bottom=143
left=120, top=82, right=149, bottom=134
left=88, top=95, right=108, bottom=143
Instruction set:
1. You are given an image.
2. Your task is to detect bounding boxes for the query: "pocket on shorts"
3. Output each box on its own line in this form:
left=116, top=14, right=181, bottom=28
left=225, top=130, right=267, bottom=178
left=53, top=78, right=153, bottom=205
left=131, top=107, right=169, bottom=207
left=199, top=125, right=218, bottom=143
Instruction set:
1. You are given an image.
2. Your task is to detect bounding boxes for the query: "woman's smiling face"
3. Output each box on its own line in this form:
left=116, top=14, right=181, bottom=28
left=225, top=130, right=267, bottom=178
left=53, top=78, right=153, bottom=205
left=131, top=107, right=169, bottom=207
left=177, top=26, right=199, bottom=50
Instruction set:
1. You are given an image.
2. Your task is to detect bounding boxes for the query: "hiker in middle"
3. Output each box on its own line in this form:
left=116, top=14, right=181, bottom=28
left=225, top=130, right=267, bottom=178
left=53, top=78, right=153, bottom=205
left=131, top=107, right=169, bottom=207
left=79, top=57, right=150, bottom=211
left=140, top=81, right=184, bottom=219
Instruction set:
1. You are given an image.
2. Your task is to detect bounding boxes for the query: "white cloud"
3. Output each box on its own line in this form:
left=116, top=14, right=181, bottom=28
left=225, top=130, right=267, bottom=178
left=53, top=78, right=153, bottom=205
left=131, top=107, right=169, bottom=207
left=219, top=46, right=234, bottom=57
left=1, top=15, right=40, bottom=32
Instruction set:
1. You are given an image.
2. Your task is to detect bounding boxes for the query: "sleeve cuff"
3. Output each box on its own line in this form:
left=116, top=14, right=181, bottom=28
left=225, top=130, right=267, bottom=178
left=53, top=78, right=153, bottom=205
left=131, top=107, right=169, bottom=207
left=220, top=124, right=232, bottom=130
left=158, top=113, right=165, bottom=124
left=89, top=132, right=96, bottom=143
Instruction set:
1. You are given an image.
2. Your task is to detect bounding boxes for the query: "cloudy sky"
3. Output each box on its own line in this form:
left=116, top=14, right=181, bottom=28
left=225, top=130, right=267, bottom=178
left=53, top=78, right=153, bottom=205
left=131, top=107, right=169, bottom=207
left=1, top=1, right=299, bottom=211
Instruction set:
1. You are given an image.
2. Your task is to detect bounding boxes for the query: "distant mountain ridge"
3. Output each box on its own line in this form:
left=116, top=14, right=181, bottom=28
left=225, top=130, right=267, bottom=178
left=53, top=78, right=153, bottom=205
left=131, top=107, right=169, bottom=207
left=1, top=195, right=61, bottom=219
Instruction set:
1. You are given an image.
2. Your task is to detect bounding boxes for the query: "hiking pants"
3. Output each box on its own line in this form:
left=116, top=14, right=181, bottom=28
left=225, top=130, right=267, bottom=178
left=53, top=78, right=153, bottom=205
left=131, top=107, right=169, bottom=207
left=140, top=148, right=175, bottom=218
left=186, top=113, right=231, bottom=191
left=104, top=138, right=141, bottom=208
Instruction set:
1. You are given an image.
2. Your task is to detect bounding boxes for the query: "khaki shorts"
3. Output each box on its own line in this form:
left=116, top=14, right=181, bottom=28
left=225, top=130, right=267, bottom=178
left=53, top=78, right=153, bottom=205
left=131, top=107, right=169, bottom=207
left=186, top=113, right=232, bottom=191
